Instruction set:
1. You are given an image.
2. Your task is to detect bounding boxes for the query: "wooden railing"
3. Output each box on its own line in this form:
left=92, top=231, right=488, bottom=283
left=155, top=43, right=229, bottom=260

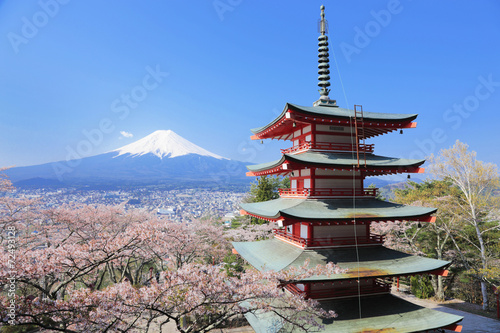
left=273, top=229, right=384, bottom=247
left=278, top=187, right=378, bottom=198
left=281, top=142, right=374, bottom=154
left=285, top=280, right=390, bottom=299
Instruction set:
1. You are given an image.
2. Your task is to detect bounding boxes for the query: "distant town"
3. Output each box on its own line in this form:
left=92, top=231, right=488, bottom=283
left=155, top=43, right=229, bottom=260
left=12, top=186, right=246, bottom=223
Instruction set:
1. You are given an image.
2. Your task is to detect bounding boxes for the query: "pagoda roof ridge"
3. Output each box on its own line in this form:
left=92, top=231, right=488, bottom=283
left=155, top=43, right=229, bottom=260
left=246, top=151, right=425, bottom=173
left=232, top=239, right=449, bottom=281
left=289, top=103, right=418, bottom=121
left=240, top=197, right=436, bottom=221
left=250, top=102, right=418, bottom=135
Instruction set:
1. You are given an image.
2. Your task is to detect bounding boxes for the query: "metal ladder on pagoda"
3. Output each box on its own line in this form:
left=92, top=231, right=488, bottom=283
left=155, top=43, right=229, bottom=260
left=353, top=105, right=367, bottom=168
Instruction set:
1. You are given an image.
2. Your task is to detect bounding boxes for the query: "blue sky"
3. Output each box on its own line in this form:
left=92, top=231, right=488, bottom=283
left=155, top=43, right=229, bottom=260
left=0, top=0, right=499, bottom=177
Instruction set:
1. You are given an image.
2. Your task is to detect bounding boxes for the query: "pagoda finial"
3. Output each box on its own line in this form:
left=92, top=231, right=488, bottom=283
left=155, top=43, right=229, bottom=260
left=314, top=5, right=337, bottom=107
left=320, top=5, right=327, bottom=35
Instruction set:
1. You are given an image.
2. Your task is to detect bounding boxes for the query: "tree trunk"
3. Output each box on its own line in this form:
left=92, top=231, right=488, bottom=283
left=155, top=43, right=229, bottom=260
left=434, top=234, right=445, bottom=301
left=473, top=216, right=489, bottom=311
left=481, top=280, right=489, bottom=311
left=430, top=275, right=446, bottom=301
left=437, top=275, right=445, bottom=301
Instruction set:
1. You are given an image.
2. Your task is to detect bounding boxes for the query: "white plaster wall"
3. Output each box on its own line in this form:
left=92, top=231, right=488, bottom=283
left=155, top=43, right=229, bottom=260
left=300, top=169, right=311, bottom=176
left=300, top=224, right=308, bottom=238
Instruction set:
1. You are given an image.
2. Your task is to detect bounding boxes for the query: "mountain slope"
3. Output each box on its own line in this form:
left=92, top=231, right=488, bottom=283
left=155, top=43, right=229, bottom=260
left=113, top=130, right=226, bottom=159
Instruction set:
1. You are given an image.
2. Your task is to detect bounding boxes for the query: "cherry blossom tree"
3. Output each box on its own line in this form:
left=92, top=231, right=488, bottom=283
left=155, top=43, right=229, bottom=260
left=0, top=173, right=342, bottom=332
left=0, top=168, right=39, bottom=241
left=58, top=261, right=341, bottom=333
left=371, top=219, right=423, bottom=255
left=224, top=221, right=278, bottom=242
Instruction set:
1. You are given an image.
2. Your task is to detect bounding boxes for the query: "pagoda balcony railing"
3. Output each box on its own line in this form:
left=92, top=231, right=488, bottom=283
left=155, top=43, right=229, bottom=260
left=285, top=280, right=390, bottom=299
left=278, top=187, right=378, bottom=198
left=281, top=142, right=374, bottom=154
left=273, top=229, right=384, bottom=248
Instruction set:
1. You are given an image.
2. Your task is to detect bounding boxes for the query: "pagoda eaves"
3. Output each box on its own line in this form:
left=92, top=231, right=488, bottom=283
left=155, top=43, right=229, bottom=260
left=246, top=151, right=425, bottom=177
left=240, top=197, right=436, bottom=225
left=233, top=239, right=449, bottom=280
left=244, top=294, right=463, bottom=333
left=251, top=103, right=418, bottom=140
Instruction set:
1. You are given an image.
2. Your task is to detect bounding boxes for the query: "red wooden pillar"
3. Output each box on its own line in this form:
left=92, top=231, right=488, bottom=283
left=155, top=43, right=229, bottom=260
left=397, top=277, right=400, bottom=292
left=304, top=282, right=311, bottom=299
left=297, top=178, right=304, bottom=190
left=311, top=123, right=316, bottom=145
left=307, top=223, right=313, bottom=246
left=293, top=222, right=301, bottom=238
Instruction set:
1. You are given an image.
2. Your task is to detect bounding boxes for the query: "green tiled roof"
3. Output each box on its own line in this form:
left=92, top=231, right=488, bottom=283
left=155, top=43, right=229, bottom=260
left=240, top=197, right=436, bottom=220
left=244, top=294, right=462, bottom=333
left=232, top=239, right=449, bottom=280
left=251, top=103, right=418, bottom=134
left=247, top=151, right=425, bottom=172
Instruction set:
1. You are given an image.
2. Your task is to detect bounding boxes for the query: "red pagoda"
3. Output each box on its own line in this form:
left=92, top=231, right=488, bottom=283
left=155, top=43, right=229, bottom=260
left=233, top=6, right=464, bottom=333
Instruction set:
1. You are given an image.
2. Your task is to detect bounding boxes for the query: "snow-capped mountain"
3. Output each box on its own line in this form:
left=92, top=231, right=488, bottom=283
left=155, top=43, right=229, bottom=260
left=5, top=130, right=249, bottom=187
left=113, top=130, right=227, bottom=160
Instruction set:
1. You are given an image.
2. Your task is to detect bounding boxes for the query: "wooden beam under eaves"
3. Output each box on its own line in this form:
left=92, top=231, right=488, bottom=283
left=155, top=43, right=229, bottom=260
left=429, top=269, right=449, bottom=277
left=443, top=323, right=463, bottom=332
left=401, top=122, right=417, bottom=129
left=419, top=216, right=437, bottom=223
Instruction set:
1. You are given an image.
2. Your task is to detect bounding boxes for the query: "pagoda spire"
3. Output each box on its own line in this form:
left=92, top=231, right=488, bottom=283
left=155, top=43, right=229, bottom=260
left=314, top=5, right=337, bottom=107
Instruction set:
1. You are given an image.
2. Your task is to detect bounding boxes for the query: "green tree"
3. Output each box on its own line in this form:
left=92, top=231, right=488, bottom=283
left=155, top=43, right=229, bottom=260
left=248, top=175, right=289, bottom=202
left=222, top=253, right=245, bottom=277
left=394, top=179, right=460, bottom=300
left=429, top=140, right=500, bottom=310
left=246, top=176, right=289, bottom=224
left=367, top=183, right=386, bottom=201
left=251, top=175, right=278, bottom=202
left=410, top=275, right=434, bottom=299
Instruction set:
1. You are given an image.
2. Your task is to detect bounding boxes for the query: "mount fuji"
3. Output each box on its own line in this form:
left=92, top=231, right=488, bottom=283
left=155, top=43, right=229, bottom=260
left=113, top=130, right=227, bottom=160
left=6, top=130, right=250, bottom=188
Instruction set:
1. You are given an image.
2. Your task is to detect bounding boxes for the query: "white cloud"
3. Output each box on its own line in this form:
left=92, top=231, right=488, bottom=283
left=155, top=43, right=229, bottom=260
left=120, top=131, right=133, bottom=138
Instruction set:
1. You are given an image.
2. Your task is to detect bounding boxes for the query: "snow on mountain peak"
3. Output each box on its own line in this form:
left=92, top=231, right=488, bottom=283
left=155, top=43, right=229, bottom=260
left=112, top=130, right=227, bottom=159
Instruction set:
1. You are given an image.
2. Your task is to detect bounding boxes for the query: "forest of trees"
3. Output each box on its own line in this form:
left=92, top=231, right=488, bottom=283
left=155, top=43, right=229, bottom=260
left=0, top=140, right=498, bottom=332
left=373, top=141, right=499, bottom=310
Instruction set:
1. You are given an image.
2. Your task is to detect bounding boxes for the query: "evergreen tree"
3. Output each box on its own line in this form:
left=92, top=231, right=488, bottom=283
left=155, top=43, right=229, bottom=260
left=247, top=176, right=289, bottom=224
left=367, top=183, right=386, bottom=200
left=248, top=175, right=289, bottom=203
left=252, top=175, right=278, bottom=202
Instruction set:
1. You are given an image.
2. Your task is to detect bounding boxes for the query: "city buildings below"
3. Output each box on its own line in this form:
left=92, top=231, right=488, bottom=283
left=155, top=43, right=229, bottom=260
left=13, top=186, right=245, bottom=223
